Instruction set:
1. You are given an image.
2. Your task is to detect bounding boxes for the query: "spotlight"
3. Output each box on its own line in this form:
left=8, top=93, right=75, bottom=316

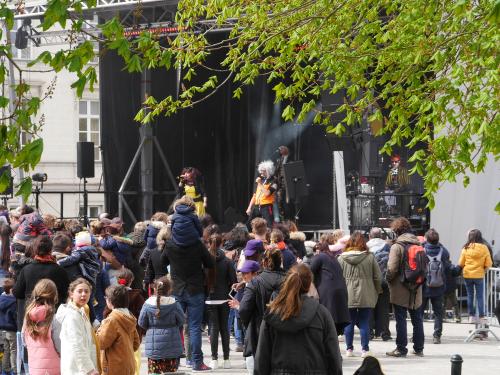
left=32, top=173, right=47, bottom=183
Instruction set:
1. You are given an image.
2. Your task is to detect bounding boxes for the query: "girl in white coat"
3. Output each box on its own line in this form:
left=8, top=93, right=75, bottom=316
left=55, top=278, right=99, bottom=375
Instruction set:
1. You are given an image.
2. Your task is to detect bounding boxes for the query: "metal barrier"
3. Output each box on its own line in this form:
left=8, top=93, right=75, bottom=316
left=464, top=267, right=500, bottom=342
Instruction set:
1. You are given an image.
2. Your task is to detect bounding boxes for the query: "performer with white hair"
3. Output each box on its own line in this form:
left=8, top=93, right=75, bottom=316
left=245, top=160, right=278, bottom=227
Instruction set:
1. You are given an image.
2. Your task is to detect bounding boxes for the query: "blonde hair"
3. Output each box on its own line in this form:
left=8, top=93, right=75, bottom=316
left=24, top=279, right=58, bottom=339
left=174, top=195, right=195, bottom=209
left=154, top=276, right=171, bottom=318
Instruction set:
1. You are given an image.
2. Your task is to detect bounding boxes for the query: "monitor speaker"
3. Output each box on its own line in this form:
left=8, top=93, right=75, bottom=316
left=77, top=142, right=95, bottom=178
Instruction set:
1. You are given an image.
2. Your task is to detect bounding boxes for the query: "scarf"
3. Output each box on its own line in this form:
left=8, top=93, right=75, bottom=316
left=34, top=254, right=56, bottom=263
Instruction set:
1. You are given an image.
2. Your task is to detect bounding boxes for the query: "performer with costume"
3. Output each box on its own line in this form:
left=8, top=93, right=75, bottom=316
left=178, top=167, right=207, bottom=217
left=246, top=160, right=277, bottom=227
left=384, top=155, right=410, bottom=215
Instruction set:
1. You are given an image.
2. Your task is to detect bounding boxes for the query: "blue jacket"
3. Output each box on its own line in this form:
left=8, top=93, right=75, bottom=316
left=100, top=236, right=131, bottom=266
left=0, top=293, right=17, bottom=331
left=171, top=205, right=203, bottom=247
left=374, top=244, right=391, bottom=286
left=57, top=245, right=101, bottom=285
left=423, top=243, right=451, bottom=297
left=143, top=222, right=166, bottom=250
left=281, top=247, right=297, bottom=272
left=138, top=296, right=184, bottom=360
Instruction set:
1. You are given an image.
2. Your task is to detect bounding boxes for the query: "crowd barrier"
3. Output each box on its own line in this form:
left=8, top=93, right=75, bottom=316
left=464, top=267, right=500, bottom=342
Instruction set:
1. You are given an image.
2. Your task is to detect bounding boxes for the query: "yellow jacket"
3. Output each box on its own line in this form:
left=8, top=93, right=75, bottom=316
left=458, top=243, right=493, bottom=279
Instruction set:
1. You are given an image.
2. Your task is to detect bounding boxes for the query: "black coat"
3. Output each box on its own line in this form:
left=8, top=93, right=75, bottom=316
left=310, top=252, right=350, bottom=334
left=144, top=247, right=169, bottom=285
left=162, top=239, right=214, bottom=296
left=239, top=269, right=285, bottom=357
left=207, top=249, right=237, bottom=301
left=13, top=260, right=70, bottom=327
left=255, top=296, right=343, bottom=375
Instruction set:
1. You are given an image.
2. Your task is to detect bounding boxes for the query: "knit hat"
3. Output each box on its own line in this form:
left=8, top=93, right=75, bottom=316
left=75, top=231, right=92, bottom=247
left=243, top=239, right=264, bottom=257
left=238, top=260, right=260, bottom=273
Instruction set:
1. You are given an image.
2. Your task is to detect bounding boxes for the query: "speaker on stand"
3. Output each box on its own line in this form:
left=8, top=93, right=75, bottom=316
left=77, top=142, right=95, bottom=226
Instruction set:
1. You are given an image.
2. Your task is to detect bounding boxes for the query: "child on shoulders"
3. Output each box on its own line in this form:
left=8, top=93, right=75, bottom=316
left=170, top=196, right=203, bottom=247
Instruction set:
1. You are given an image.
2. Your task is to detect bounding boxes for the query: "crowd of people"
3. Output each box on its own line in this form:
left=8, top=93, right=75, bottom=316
left=0, top=199, right=497, bottom=375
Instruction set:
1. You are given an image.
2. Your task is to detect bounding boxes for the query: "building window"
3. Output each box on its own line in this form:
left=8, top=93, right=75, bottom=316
left=78, top=100, right=100, bottom=161
left=80, top=205, right=101, bottom=218
left=11, top=20, right=32, bottom=60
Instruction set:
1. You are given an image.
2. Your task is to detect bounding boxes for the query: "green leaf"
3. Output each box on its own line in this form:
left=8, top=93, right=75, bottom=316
left=15, top=178, right=32, bottom=201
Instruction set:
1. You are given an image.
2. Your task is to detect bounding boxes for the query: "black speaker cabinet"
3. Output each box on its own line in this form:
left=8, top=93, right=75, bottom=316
left=283, top=161, right=309, bottom=201
left=77, top=142, right=95, bottom=178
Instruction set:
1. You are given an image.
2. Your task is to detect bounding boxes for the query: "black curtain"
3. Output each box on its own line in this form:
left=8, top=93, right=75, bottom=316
left=100, top=34, right=336, bottom=227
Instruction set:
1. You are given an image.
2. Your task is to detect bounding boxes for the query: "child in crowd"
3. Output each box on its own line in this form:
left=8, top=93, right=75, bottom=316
left=22, top=279, right=60, bottom=375
left=57, top=231, right=100, bottom=286
left=97, top=285, right=140, bottom=375
left=0, top=279, right=17, bottom=375
left=52, top=233, right=81, bottom=281
left=170, top=196, right=203, bottom=247
left=138, top=276, right=184, bottom=374
left=104, top=269, right=145, bottom=375
left=270, top=229, right=296, bottom=271
left=56, top=278, right=99, bottom=375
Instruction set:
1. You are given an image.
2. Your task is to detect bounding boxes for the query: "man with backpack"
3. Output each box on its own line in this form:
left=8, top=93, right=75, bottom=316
left=420, top=228, right=452, bottom=344
left=386, top=217, right=426, bottom=357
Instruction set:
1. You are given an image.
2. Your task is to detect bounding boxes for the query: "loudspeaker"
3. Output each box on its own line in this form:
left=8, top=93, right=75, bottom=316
left=283, top=161, right=309, bottom=202
left=0, top=166, right=13, bottom=196
left=77, top=142, right=95, bottom=178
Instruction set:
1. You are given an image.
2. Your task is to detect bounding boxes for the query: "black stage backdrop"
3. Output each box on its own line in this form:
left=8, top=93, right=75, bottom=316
left=101, top=35, right=420, bottom=228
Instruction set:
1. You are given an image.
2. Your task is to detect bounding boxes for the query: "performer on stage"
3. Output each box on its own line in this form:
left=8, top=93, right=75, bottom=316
left=178, top=167, right=207, bottom=217
left=275, top=146, right=290, bottom=221
left=246, top=160, right=278, bottom=227
left=384, top=155, right=410, bottom=215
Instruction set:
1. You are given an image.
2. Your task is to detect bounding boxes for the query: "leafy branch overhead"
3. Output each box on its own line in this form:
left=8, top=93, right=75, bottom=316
left=0, top=0, right=498, bottom=212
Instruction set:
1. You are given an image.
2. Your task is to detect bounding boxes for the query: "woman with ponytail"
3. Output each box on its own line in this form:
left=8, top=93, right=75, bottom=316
left=254, top=264, right=342, bottom=375
left=205, top=233, right=237, bottom=369
left=138, top=276, right=184, bottom=374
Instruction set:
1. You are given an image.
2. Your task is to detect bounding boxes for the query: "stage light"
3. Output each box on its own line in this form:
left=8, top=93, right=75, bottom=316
left=32, top=173, right=47, bottom=182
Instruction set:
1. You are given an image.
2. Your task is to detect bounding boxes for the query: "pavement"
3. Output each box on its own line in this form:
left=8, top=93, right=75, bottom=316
left=139, top=320, right=500, bottom=374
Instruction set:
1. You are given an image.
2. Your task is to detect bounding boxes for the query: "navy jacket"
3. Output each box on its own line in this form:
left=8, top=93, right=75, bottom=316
left=423, top=243, right=451, bottom=298
left=138, top=296, right=184, bottom=360
left=57, top=245, right=101, bottom=285
left=171, top=205, right=203, bottom=247
left=281, top=247, right=297, bottom=272
left=0, top=294, right=17, bottom=331
left=100, top=236, right=131, bottom=266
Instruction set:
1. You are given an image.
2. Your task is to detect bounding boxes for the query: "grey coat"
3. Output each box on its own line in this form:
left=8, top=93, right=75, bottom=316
left=338, top=250, right=382, bottom=308
left=386, top=233, right=423, bottom=310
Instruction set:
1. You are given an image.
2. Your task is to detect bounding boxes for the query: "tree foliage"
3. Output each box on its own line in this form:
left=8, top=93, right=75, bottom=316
left=0, top=0, right=498, bottom=211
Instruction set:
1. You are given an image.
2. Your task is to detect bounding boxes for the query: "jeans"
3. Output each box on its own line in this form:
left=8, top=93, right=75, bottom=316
left=234, top=316, right=243, bottom=346
left=174, top=291, right=205, bottom=366
left=394, top=304, right=424, bottom=354
left=419, top=295, right=444, bottom=337
left=344, top=308, right=371, bottom=351
left=464, top=278, right=485, bottom=317
left=207, top=304, right=230, bottom=360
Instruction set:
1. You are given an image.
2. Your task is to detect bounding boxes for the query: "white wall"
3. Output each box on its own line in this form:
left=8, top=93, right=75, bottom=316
left=431, top=157, right=500, bottom=262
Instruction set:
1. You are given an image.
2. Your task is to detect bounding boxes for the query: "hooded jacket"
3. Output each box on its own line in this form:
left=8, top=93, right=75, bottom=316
left=138, top=296, right=184, bottom=360
left=458, top=243, right=493, bottom=279
left=143, top=221, right=166, bottom=250
left=239, top=269, right=285, bottom=357
left=23, top=304, right=61, bottom=375
left=367, top=238, right=388, bottom=253
left=99, top=236, right=132, bottom=266
left=55, top=302, right=98, bottom=375
left=171, top=204, right=203, bottom=247
left=288, top=231, right=306, bottom=259
left=0, top=293, right=17, bottom=331
left=338, top=250, right=382, bottom=308
left=144, top=246, right=169, bottom=285
left=254, top=296, right=343, bottom=375
left=57, top=245, right=101, bottom=286
left=97, top=308, right=140, bottom=375
left=386, top=233, right=423, bottom=309
left=423, top=242, right=451, bottom=297
left=207, top=248, right=237, bottom=301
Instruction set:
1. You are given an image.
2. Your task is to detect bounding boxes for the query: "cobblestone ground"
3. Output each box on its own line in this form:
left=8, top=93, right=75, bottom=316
left=140, top=320, right=500, bottom=374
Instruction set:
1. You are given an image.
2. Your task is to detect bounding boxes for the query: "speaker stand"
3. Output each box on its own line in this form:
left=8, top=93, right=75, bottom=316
left=83, top=177, right=89, bottom=227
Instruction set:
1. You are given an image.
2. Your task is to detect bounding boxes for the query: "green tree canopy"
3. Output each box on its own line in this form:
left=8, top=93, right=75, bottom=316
left=0, top=0, right=499, bottom=211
